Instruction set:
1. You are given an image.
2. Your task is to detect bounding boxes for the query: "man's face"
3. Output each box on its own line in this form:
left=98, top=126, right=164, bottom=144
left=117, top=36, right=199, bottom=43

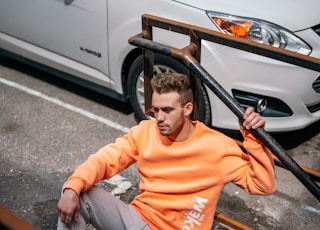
left=152, top=91, right=185, bottom=137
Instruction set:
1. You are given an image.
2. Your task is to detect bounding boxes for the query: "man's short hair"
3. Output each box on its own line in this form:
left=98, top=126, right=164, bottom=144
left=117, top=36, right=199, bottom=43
left=151, top=73, right=194, bottom=106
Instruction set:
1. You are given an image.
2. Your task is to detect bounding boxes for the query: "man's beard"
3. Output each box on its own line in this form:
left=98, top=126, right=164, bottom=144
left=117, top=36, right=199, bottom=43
left=157, top=122, right=171, bottom=136
left=158, top=119, right=184, bottom=138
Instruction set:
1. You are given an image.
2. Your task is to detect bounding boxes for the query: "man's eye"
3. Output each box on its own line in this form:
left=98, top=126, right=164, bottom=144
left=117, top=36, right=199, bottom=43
left=163, top=109, right=172, bottom=113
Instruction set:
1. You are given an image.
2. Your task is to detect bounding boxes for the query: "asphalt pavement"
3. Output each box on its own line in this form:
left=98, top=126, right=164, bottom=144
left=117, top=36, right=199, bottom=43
left=1, top=57, right=320, bottom=230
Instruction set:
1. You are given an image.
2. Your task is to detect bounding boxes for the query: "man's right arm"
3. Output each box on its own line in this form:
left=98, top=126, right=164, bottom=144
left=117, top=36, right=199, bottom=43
left=65, top=125, right=140, bottom=195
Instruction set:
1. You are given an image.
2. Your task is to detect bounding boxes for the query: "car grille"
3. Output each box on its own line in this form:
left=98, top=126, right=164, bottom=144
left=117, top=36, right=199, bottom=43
left=312, top=24, right=320, bottom=36
left=313, top=75, right=320, bottom=93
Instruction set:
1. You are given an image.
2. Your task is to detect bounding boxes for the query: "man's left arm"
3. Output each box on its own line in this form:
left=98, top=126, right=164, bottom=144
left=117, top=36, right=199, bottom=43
left=239, top=107, right=276, bottom=194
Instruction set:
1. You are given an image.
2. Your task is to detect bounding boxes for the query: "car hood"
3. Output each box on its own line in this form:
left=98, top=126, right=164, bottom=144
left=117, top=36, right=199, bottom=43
left=174, top=0, right=320, bottom=31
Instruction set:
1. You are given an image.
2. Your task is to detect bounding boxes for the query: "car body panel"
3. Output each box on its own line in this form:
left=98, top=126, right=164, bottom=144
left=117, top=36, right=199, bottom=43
left=0, top=0, right=111, bottom=86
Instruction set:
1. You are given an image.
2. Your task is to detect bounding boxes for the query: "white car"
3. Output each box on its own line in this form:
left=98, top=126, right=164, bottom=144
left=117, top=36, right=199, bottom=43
left=0, top=0, right=319, bottom=132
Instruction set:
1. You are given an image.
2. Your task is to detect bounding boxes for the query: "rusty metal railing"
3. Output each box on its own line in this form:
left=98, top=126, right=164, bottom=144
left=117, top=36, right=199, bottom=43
left=129, top=14, right=320, bottom=228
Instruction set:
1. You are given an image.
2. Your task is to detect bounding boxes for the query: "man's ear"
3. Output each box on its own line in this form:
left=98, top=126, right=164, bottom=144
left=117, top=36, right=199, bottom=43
left=184, top=102, right=193, bottom=116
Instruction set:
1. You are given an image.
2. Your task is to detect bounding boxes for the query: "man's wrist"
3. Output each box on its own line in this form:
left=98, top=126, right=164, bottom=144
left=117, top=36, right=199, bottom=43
left=63, top=188, right=78, bottom=197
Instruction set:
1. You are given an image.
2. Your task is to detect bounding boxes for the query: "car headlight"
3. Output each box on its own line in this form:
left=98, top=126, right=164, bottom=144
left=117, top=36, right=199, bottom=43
left=207, top=11, right=311, bottom=55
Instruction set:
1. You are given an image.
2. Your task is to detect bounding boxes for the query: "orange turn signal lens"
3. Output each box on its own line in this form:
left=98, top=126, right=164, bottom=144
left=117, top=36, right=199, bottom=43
left=213, top=18, right=254, bottom=39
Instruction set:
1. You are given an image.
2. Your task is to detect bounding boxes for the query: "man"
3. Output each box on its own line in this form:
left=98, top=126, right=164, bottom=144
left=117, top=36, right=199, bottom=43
left=57, top=73, right=276, bottom=230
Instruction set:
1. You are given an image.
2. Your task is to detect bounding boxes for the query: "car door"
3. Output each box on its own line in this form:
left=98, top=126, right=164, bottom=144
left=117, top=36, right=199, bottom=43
left=0, top=0, right=111, bottom=86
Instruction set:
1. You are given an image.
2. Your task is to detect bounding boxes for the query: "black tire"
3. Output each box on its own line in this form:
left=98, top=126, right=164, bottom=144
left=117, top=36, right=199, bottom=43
left=127, top=54, right=211, bottom=125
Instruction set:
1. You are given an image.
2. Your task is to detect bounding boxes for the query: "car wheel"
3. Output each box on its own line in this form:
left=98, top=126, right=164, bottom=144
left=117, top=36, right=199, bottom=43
left=127, top=54, right=211, bottom=125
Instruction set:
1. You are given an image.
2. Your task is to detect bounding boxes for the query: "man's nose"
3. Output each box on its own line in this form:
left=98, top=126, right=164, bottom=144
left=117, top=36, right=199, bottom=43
left=156, top=111, right=165, bottom=121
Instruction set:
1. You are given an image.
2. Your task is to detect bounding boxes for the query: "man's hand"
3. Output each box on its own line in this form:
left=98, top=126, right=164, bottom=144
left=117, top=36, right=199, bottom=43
left=240, top=107, right=265, bottom=130
left=57, top=188, right=80, bottom=227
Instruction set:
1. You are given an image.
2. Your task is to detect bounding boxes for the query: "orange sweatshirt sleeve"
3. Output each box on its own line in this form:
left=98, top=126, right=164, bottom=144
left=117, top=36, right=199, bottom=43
left=64, top=126, right=139, bottom=195
left=229, top=130, right=276, bottom=194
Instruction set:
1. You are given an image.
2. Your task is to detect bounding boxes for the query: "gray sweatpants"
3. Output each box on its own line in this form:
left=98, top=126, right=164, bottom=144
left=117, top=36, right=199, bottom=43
left=57, top=186, right=151, bottom=230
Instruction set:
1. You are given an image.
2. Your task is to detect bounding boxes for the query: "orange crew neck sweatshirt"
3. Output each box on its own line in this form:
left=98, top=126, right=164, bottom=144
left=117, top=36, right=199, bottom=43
left=65, top=120, right=275, bottom=230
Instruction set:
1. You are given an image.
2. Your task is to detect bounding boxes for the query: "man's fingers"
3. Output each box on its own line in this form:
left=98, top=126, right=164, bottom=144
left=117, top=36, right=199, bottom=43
left=243, top=113, right=255, bottom=129
left=243, top=107, right=254, bottom=119
left=65, top=215, right=73, bottom=226
left=59, top=212, right=73, bottom=227
left=74, top=208, right=80, bottom=222
left=242, top=107, right=265, bottom=130
left=58, top=203, right=75, bottom=225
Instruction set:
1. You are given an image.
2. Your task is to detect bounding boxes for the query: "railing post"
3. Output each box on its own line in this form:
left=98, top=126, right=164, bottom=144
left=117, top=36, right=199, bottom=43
left=141, top=17, right=153, bottom=116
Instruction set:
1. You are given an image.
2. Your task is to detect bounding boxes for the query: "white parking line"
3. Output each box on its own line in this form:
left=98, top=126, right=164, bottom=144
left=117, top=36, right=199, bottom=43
left=0, top=77, right=130, bottom=133
left=301, top=204, right=320, bottom=215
